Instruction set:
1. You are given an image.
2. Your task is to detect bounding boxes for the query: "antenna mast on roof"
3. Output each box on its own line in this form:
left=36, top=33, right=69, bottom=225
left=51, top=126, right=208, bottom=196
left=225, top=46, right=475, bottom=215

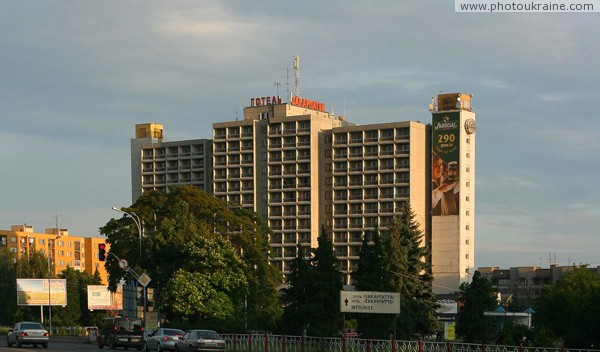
left=294, top=54, right=300, bottom=97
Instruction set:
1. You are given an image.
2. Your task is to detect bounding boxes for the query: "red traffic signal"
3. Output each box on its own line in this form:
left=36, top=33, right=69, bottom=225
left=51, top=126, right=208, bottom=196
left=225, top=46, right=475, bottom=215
left=98, top=243, right=107, bottom=261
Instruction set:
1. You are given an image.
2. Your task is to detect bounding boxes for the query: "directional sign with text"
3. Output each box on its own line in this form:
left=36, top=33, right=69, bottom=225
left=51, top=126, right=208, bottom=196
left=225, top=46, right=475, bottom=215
left=340, top=291, right=400, bottom=314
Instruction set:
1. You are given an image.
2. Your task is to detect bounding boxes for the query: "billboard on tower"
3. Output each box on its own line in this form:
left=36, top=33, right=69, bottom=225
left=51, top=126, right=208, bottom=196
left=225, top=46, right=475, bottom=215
left=432, top=111, right=460, bottom=216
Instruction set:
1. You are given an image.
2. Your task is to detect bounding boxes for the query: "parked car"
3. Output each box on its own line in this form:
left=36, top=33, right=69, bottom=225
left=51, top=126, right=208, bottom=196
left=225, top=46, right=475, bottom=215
left=144, top=328, right=185, bottom=352
left=97, top=316, right=144, bottom=350
left=174, top=330, right=225, bottom=352
left=6, top=321, right=49, bottom=348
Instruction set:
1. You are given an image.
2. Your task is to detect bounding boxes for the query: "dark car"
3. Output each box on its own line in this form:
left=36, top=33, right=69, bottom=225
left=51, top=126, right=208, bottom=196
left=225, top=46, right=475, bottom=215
left=6, top=321, right=49, bottom=348
left=97, top=316, right=144, bottom=350
left=144, top=328, right=185, bottom=352
left=174, top=330, right=225, bottom=352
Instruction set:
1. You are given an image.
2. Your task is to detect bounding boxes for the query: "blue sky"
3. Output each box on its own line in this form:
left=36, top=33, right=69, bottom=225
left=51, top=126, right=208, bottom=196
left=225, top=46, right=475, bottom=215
left=2, top=1, right=599, bottom=269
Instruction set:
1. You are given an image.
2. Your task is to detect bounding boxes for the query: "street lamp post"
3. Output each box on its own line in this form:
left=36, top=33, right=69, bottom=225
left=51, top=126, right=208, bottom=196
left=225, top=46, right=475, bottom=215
left=111, top=207, right=146, bottom=331
left=48, top=235, right=60, bottom=335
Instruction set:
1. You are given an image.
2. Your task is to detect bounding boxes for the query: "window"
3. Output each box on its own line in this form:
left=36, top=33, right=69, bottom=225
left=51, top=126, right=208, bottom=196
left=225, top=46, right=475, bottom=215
left=465, top=267, right=470, bottom=273
left=58, top=241, right=64, bottom=247
left=466, top=152, right=470, bottom=158
left=465, top=253, right=470, bottom=259
left=466, top=166, right=470, bottom=173
left=465, top=238, right=470, bottom=245
left=466, top=137, right=470, bottom=144
left=466, top=224, right=470, bottom=230
left=10, top=237, right=16, bottom=243
left=466, top=181, right=470, bottom=187
left=466, top=196, right=470, bottom=202
left=325, top=150, right=332, bottom=158
left=466, top=210, right=470, bottom=216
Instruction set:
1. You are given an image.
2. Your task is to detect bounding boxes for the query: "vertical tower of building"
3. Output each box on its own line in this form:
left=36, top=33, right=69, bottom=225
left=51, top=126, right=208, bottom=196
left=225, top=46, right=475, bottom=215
left=431, top=93, right=476, bottom=293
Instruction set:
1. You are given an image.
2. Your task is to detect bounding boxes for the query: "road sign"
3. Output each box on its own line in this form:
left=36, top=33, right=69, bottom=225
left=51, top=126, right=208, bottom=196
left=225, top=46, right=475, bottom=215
left=340, top=291, right=400, bottom=314
left=138, top=272, right=152, bottom=287
left=118, top=259, right=129, bottom=270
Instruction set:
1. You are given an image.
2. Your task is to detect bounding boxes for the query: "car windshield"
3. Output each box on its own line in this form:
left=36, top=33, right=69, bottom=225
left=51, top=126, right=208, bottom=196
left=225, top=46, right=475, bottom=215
left=22, top=323, right=44, bottom=330
left=164, top=329, right=184, bottom=336
left=197, top=331, right=220, bottom=339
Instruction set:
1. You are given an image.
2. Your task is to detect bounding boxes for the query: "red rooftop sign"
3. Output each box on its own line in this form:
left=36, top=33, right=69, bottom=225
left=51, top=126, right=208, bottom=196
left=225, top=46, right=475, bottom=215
left=291, top=96, right=325, bottom=112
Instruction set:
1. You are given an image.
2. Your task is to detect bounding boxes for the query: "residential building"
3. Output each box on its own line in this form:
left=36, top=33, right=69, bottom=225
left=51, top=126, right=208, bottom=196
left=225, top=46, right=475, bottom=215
left=478, top=265, right=600, bottom=305
left=0, top=225, right=110, bottom=284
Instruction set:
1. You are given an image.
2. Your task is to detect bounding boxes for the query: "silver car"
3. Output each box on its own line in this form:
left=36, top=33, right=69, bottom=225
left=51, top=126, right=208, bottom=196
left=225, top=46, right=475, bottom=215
left=144, top=328, right=185, bottom=352
left=6, top=321, right=49, bottom=348
left=174, top=330, right=225, bottom=352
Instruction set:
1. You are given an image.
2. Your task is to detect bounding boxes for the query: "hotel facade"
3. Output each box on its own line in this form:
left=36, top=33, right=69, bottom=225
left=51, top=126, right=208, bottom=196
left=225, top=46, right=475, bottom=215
left=130, top=93, right=476, bottom=293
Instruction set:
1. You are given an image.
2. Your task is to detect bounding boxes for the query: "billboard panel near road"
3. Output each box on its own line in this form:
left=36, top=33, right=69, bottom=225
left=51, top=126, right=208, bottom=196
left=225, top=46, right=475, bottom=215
left=16, top=279, right=67, bottom=306
left=87, top=285, right=123, bottom=310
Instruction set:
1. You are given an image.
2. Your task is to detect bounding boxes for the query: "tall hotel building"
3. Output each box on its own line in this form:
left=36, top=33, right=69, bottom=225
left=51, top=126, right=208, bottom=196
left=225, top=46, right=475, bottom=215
left=130, top=93, right=476, bottom=292
left=212, top=99, right=344, bottom=273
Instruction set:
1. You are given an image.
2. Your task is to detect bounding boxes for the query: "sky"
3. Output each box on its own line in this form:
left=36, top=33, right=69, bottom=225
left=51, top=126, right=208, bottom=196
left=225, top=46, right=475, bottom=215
left=2, top=1, right=599, bottom=270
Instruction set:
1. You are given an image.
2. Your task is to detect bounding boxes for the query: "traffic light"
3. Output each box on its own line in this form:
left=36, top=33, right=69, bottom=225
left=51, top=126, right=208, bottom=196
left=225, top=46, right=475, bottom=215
left=98, top=243, right=107, bottom=261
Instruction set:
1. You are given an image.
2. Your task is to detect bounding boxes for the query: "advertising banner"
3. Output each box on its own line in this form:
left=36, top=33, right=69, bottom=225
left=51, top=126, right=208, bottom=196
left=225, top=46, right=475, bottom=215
left=16, top=279, right=67, bottom=306
left=87, top=285, right=123, bottom=310
left=432, top=112, right=460, bottom=216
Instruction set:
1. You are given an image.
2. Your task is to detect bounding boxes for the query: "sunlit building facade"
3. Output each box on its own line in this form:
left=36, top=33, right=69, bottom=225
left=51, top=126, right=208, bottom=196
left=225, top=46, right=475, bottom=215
left=0, top=225, right=110, bottom=284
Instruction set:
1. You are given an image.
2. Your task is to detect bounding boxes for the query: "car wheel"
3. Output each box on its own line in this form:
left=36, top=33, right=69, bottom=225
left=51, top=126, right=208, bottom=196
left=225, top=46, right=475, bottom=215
left=110, top=337, right=117, bottom=349
left=174, top=344, right=180, bottom=352
left=143, top=342, right=149, bottom=352
left=98, top=336, right=104, bottom=349
left=43, top=343, right=49, bottom=348
left=156, top=343, right=162, bottom=352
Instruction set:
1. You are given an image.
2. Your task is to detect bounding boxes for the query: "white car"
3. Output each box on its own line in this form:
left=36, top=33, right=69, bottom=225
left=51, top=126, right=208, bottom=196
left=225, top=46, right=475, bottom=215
left=144, top=328, right=185, bottom=352
left=174, top=330, right=225, bottom=352
left=6, top=321, right=49, bottom=348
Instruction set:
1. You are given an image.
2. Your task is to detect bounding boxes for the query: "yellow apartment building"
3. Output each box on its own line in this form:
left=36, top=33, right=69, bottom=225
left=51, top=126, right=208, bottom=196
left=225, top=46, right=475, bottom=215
left=0, top=225, right=109, bottom=284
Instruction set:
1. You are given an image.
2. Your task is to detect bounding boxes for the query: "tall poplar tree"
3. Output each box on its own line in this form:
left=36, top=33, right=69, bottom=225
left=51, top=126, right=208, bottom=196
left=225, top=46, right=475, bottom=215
left=281, top=245, right=311, bottom=334
left=384, top=203, right=438, bottom=339
left=352, top=230, right=395, bottom=338
left=455, top=270, right=497, bottom=343
left=305, top=225, right=342, bottom=336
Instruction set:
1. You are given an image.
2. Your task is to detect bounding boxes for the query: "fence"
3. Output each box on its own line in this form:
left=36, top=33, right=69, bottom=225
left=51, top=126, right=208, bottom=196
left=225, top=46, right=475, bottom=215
left=222, top=334, right=599, bottom=352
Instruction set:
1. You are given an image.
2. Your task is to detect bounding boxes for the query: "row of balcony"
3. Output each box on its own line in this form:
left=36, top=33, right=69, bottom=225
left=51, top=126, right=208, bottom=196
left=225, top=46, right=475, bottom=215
left=143, top=178, right=205, bottom=185
left=141, top=151, right=205, bottom=160
left=142, top=165, right=206, bottom=173
left=333, top=134, right=409, bottom=145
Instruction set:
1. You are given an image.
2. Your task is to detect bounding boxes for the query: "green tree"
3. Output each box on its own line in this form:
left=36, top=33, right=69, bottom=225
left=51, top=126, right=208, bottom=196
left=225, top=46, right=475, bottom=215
left=384, top=203, right=438, bottom=339
left=53, top=267, right=103, bottom=326
left=281, top=244, right=311, bottom=334
left=0, top=248, right=18, bottom=325
left=534, top=266, right=600, bottom=348
left=456, top=270, right=498, bottom=343
left=100, top=186, right=282, bottom=331
left=352, top=230, right=395, bottom=338
left=14, top=250, right=50, bottom=322
left=305, top=225, right=342, bottom=336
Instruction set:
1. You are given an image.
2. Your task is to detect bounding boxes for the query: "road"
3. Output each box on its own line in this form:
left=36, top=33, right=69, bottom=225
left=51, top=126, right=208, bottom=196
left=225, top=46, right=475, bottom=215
left=0, top=336, right=106, bottom=352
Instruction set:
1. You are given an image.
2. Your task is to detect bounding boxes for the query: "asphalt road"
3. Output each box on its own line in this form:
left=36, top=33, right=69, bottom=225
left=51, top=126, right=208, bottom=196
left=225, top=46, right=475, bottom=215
left=0, top=336, right=102, bottom=352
